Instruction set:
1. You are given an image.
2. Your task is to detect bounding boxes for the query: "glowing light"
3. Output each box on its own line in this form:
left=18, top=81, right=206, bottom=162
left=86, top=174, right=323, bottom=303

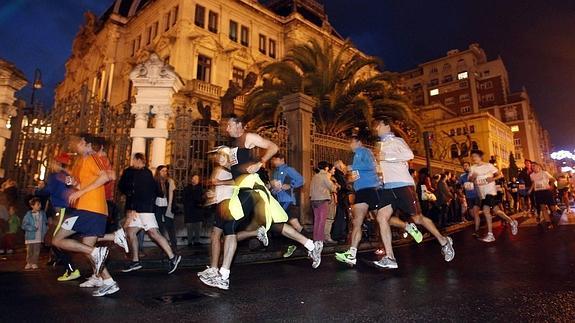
left=551, top=150, right=575, bottom=161
left=430, top=89, right=439, bottom=96
left=561, top=166, right=574, bottom=173
left=457, top=71, right=468, bottom=80
left=510, top=125, right=519, bottom=132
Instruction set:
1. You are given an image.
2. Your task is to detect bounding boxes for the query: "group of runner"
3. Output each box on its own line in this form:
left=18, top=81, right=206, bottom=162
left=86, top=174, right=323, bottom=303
left=53, top=115, right=554, bottom=295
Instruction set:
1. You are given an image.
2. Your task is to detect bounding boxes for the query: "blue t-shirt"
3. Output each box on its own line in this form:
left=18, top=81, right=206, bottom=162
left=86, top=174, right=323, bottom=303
left=351, top=146, right=381, bottom=191
left=459, top=172, right=477, bottom=199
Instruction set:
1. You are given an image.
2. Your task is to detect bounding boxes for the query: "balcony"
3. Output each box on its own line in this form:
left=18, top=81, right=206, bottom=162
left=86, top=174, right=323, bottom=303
left=183, top=79, right=222, bottom=100
left=234, top=94, right=247, bottom=106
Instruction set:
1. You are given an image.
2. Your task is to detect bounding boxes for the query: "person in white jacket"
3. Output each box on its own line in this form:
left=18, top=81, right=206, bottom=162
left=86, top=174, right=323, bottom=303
left=373, top=117, right=455, bottom=263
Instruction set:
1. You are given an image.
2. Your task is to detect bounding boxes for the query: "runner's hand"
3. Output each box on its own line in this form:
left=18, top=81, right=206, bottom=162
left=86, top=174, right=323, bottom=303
left=246, top=162, right=262, bottom=174
left=68, top=190, right=85, bottom=204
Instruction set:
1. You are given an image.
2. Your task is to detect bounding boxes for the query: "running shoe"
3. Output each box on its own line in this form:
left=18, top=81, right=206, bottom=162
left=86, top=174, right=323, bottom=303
left=480, top=232, right=496, bottom=243
left=121, top=261, right=142, bottom=273
left=197, top=266, right=219, bottom=279
left=373, top=256, right=398, bottom=269
left=90, top=247, right=109, bottom=275
left=256, top=226, right=269, bottom=247
left=405, top=223, right=423, bottom=243
left=309, top=241, right=323, bottom=269
left=31, top=264, right=39, bottom=269
left=511, top=220, right=518, bottom=236
left=200, top=274, right=229, bottom=290
left=24, top=264, right=32, bottom=270
left=168, top=255, right=182, bottom=274
left=114, top=228, right=129, bottom=253
left=335, top=250, right=357, bottom=266
left=92, top=281, right=120, bottom=297
left=79, top=275, right=103, bottom=288
left=283, top=245, right=297, bottom=258
left=441, top=236, right=455, bottom=262
left=58, top=269, right=81, bottom=282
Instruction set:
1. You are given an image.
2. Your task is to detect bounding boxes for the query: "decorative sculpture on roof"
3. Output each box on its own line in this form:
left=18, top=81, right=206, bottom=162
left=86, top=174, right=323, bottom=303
left=220, top=72, right=257, bottom=117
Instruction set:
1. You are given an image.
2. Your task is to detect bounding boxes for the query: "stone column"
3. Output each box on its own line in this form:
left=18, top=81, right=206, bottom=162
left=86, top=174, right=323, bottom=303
left=150, top=104, right=171, bottom=168
left=129, top=104, right=150, bottom=154
left=0, top=59, right=27, bottom=178
left=280, top=93, right=317, bottom=225
left=129, top=53, right=183, bottom=167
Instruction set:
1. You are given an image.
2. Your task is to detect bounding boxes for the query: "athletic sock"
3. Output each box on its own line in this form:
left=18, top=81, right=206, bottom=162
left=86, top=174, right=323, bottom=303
left=304, top=240, right=315, bottom=252
left=219, top=268, right=230, bottom=280
left=349, top=247, right=358, bottom=258
left=102, top=278, right=114, bottom=285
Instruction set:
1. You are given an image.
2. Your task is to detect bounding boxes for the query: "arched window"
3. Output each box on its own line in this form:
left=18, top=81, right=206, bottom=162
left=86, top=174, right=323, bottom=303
left=451, top=144, right=459, bottom=159
left=460, top=143, right=469, bottom=157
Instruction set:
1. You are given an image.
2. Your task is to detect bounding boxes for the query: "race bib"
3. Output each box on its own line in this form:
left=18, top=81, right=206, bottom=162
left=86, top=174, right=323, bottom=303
left=512, top=188, right=518, bottom=193
left=476, top=176, right=489, bottom=185
left=535, top=183, right=546, bottom=190
left=229, top=147, right=239, bottom=166
left=463, top=182, right=475, bottom=191
left=518, top=184, right=526, bottom=190
left=352, top=170, right=360, bottom=180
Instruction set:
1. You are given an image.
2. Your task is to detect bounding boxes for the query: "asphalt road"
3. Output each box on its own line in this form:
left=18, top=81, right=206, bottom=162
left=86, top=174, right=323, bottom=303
left=1, top=221, right=575, bottom=322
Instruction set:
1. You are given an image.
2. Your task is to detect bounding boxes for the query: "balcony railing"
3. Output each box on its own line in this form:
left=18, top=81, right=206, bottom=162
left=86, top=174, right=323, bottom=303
left=186, top=79, right=222, bottom=99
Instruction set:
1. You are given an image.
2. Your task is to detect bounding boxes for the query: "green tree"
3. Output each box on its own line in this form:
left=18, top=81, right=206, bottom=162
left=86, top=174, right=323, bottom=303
left=244, top=39, right=419, bottom=136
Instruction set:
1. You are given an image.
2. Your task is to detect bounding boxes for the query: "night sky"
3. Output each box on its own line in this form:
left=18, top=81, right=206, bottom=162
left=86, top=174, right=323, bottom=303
left=1, top=0, right=574, bottom=149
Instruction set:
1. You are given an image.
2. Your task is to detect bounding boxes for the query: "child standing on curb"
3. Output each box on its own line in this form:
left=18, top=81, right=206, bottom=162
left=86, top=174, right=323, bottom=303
left=21, top=197, right=47, bottom=270
left=1, top=206, right=20, bottom=254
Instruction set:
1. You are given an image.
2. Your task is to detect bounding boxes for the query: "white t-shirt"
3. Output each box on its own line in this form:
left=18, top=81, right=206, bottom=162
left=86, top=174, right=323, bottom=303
left=530, top=171, right=554, bottom=191
left=214, top=167, right=234, bottom=203
left=470, top=163, right=498, bottom=198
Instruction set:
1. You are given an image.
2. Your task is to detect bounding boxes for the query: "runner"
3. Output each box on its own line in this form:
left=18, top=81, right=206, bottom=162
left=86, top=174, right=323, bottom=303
left=52, top=134, right=118, bottom=297
left=372, top=118, right=454, bottom=262
left=270, top=154, right=305, bottom=258
left=119, top=153, right=181, bottom=274
left=469, top=149, right=518, bottom=242
left=556, top=173, right=572, bottom=214
left=200, top=115, right=322, bottom=290
left=335, top=129, right=422, bottom=269
left=518, top=160, right=535, bottom=215
left=197, top=147, right=235, bottom=280
left=528, top=162, right=557, bottom=228
left=459, top=162, right=481, bottom=236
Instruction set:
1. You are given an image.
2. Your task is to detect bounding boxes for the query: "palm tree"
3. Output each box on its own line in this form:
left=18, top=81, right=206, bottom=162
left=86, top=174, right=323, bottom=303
left=244, top=39, right=418, bottom=136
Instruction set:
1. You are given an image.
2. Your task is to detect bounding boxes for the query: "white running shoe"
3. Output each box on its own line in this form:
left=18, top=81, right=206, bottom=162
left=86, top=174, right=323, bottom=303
left=308, top=241, right=323, bottom=269
left=114, top=228, right=129, bottom=253
left=200, top=274, right=229, bottom=290
left=441, top=236, right=455, bottom=262
left=92, top=281, right=120, bottom=297
left=481, top=232, right=496, bottom=243
left=511, top=220, right=518, bottom=236
left=79, top=275, right=103, bottom=288
left=197, top=267, right=219, bottom=279
left=373, top=256, right=398, bottom=269
left=90, top=247, right=109, bottom=275
left=256, top=226, right=269, bottom=247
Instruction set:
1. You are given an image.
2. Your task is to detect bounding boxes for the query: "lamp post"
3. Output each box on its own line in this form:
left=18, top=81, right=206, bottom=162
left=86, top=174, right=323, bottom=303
left=28, top=68, right=42, bottom=114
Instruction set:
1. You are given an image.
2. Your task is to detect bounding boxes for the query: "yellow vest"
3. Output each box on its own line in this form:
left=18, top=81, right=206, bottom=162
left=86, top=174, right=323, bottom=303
left=228, top=174, right=288, bottom=231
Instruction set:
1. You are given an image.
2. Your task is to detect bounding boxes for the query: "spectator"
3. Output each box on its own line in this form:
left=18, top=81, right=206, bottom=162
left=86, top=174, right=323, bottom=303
left=417, top=168, right=436, bottom=217
left=155, top=165, right=177, bottom=250
left=436, top=173, right=453, bottom=228
left=21, top=197, right=47, bottom=270
left=183, top=174, right=205, bottom=246
left=324, top=164, right=339, bottom=244
left=331, top=160, right=350, bottom=243
left=1, top=206, right=20, bottom=254
left=310, top=161, right=337, bottom=242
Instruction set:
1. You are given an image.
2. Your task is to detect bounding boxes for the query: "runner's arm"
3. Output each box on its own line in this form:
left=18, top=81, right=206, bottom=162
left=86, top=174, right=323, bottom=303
left=68, top=171, right=111, bottom=204
left=245, top=133, right=278, bottom=173
left=382, top=139, right=414, bottom=162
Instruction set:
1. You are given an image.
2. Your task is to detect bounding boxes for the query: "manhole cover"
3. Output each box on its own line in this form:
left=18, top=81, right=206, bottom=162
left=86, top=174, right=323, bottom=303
left=152, top=290, right=213, bottom=305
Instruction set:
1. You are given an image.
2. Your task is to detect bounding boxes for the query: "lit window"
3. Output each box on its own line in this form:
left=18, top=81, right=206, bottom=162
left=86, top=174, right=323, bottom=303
left=430, top=89, right=439, bottom=96
left=457, top=71, right=468, bottom=80
left=511, top=125, right=519, bottom=132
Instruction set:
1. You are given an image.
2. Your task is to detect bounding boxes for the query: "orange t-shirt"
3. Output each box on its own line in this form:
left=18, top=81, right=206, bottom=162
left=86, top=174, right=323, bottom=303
left=71, top=155, right=108, bottom=216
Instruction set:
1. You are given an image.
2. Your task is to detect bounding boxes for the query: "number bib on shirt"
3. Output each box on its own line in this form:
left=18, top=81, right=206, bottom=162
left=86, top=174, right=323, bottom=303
left=229, top=147, right=239, bottom=166
left=463, top=182, right=475, bottom=191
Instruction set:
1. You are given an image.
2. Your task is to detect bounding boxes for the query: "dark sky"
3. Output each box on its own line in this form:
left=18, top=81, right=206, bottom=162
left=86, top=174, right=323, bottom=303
left=1, top=0, right=574, bottom=149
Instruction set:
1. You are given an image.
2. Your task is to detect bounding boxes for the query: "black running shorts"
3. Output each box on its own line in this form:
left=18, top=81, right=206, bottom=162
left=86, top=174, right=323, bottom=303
left=381, top=186, right=421, bottom=216
left=534, top=190, right=556, bottom=207
left=481, top=194, right=500, bottom=208
left=354, top=187, right=386, bottom=211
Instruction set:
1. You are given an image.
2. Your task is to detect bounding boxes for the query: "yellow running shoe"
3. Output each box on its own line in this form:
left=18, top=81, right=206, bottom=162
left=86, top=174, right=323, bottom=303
left=57, top=269, right=81, bottom=282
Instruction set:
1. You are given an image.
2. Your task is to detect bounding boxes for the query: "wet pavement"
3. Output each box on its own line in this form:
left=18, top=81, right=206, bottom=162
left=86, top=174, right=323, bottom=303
left=1, top=221, right=575, bottom=322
